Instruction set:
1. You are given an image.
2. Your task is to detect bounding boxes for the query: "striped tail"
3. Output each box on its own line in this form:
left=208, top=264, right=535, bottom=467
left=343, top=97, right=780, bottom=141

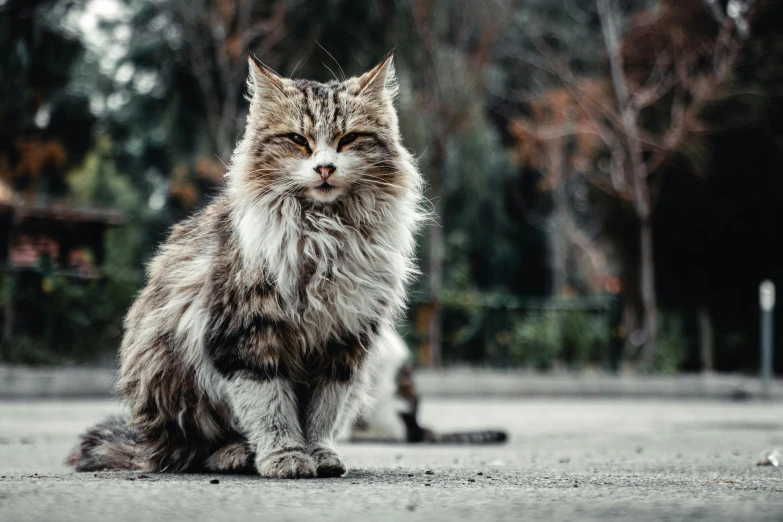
left=427, top=429, right=508, bottom=444
left=400, top=412, right=508, bottom=444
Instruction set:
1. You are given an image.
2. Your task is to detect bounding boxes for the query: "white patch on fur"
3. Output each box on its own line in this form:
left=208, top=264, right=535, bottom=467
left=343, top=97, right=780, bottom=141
left=152, top=250, right=226, bottom=404
left=338, top=326, right=411, bottom=441
left=228, top=174, right=420, bottom=350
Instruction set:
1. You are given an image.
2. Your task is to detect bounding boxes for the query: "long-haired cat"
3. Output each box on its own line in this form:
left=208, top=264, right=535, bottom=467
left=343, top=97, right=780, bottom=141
left=67, top=51, right=423, bottom=479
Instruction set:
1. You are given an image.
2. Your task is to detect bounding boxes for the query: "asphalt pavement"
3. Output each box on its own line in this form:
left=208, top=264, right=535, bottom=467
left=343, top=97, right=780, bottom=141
left=1, top=398, right=782, bottom=521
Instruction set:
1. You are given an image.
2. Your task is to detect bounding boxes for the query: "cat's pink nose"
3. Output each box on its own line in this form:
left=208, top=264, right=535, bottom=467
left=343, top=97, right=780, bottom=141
left=315, top=164, right=336, bottom=181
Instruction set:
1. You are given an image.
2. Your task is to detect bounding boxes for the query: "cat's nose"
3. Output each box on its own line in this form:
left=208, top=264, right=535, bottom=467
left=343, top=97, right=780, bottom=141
left=315, top=164, right=336, bottom=181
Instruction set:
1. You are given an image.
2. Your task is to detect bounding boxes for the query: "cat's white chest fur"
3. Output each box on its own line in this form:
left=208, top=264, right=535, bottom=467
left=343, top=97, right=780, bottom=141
left=296, top=216, right=403, bottom=343
left=231, top=193, right=415, bottom=347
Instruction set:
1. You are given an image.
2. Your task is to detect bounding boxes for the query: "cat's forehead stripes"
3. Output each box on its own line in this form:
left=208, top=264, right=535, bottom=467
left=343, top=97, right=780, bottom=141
left=293, top=80, right=350, bottom=139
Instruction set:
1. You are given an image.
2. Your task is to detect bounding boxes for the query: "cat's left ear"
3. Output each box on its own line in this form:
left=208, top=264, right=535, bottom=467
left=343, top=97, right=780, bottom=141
left=355, top=49, right=398, bottom=100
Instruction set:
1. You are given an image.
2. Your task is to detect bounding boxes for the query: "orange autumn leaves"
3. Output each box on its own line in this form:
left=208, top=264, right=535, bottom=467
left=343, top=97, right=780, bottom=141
left=508, top=81, right=607, bottom=189
left=0, top=139, right=68, bottom=201
left=169, top=157, right=226, bottom=208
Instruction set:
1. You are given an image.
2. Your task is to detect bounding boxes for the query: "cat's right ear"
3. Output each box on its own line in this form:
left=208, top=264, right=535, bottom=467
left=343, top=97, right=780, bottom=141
left=247, top=53, right=287, bottom=101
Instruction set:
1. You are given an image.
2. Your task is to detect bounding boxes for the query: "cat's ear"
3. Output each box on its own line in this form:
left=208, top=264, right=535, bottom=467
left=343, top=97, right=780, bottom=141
left=247, top=53, right=287, bottom=100
left=355, top=49, right=398, bottom=100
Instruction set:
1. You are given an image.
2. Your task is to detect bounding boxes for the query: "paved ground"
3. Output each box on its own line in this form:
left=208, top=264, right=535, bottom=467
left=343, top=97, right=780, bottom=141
left=1, top=398, right=782, bottom=521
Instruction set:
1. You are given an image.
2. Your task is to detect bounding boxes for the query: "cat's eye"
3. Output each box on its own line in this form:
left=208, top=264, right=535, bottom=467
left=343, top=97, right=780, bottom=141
left=337, top=133, right=359, bottom=150
left=288, top=133, right=310, bottom=148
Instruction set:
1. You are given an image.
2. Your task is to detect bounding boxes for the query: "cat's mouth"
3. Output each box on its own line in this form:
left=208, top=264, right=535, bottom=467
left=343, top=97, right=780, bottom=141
left=309, top=181, right=343, bottom=203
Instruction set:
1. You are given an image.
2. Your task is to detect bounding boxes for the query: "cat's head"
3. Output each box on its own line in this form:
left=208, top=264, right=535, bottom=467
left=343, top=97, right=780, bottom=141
left=230, top=50, right=419, bottom=206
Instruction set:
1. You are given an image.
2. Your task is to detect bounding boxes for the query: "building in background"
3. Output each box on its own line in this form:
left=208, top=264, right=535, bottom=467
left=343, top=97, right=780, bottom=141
left=0, top=183, right=123, bottom=359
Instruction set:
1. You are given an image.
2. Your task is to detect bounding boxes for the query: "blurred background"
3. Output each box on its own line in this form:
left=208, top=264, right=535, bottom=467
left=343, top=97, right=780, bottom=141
left=0, top=0, right=780, bottom=375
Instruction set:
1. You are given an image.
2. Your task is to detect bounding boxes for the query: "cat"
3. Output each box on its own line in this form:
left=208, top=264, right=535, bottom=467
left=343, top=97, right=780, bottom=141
left=66, top=50, right=423, bottom=479
left=346, top=329, right=507, bottom=445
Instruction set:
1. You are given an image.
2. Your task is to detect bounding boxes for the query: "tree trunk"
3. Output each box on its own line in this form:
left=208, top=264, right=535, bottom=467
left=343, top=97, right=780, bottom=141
left=599, top=0, right=659, bottom=365
left=425, top=137, right=446, bottom=367
left=639, top=216, right=657, bottom=365
left=427, top=218, right=443, bottom=367
left=698, top=304, right=714, bottom=373
left=548, top=139, right=569, bottom=297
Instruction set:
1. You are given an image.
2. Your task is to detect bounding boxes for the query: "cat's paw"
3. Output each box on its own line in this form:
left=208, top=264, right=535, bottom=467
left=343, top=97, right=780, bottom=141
left=312, top=447, right=347, bottom=478
left=205, top=441, right=255, bottom=473
left=257, top=450, right=317, bottom=479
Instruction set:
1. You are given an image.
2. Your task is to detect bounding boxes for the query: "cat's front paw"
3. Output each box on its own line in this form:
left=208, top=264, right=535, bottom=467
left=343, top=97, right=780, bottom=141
left=257, top=450, right=317, bottom=479
left=312, top=446, right=347, bottom=478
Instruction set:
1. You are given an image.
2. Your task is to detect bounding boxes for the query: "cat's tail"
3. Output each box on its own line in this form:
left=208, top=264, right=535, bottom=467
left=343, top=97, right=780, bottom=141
left=427, top=429, right=508, bottom=444
left=400, top=412, right=508, bottom=444
left=66, top=414, right=143, bottom=471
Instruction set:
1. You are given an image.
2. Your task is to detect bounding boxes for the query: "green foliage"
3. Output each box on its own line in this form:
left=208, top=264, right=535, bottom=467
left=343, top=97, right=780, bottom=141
left=69, top=136, right=150, bottom=280
left=507, top=312, right=562, bottom=371
left=0, top=266, right=132, bottom=365
left=648, top=314, right=689, bottom=374
left=426, top=229, right=613, bottom=368
left=506, top=309, right=609, bottom=371
left=69, top=138, right=140, bottom=209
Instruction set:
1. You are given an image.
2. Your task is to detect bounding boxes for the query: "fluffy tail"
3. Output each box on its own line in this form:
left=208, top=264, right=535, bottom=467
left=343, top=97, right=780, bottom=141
left=66, top=414, right=143, bottom=471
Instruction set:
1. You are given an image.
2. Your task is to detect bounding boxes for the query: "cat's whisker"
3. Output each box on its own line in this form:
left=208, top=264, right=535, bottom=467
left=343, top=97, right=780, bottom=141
left=316, top=41, right=346, bottom=82
left=353, top=173, right=406, bottom=188
left=322, top=62, right=340, bottom=83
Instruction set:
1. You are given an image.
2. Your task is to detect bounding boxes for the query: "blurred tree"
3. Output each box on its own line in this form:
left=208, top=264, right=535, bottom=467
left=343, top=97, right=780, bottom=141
left=169, top=0, right=287, bottom=161
left=405, top=0, right=511, bottom=365
left=592, top=0, right=763, bottom=364
left=0, top=0, right=96, bottom=201
left=651, top=0, right=783, bottom=372
left=492, top=0, right=622, bottom=298
left=499, top=0, right=766, bottom=366
left=508, top=83, right=609, bottom=297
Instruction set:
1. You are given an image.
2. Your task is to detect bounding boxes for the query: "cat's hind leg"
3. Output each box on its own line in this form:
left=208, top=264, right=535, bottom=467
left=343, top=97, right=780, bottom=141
left=204, top=440, right=256, bottom=474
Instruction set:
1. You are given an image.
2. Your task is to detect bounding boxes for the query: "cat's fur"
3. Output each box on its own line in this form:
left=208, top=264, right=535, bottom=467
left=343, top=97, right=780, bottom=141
left=67, top=51, right=423, bottom=479
left=348, top=330, right=507, bottom=445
